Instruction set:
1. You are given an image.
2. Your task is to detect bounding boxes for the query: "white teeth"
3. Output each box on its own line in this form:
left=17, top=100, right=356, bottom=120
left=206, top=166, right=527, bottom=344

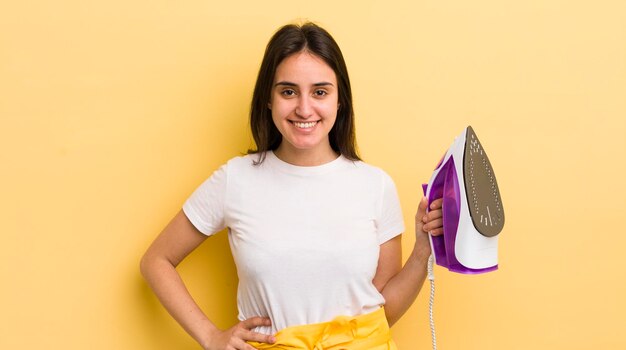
left=293, top=121, right=317, bottom=129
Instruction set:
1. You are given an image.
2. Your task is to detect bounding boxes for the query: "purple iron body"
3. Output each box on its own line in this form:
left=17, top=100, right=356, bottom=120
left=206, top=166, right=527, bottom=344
left=424, top=126, right=504, bottom=274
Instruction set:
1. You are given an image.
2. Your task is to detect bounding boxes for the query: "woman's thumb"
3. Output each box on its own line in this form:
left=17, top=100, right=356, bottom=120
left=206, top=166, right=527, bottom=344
left=416, top=196, right=428, bottom=218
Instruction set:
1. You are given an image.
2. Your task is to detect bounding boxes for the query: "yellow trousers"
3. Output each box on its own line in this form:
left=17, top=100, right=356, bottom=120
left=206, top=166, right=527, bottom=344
left=248, top=308, right=398, bottom=350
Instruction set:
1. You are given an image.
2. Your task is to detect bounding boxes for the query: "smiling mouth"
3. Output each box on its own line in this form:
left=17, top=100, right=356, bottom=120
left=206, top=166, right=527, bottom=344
left=291, top=121, right=319, bottom=129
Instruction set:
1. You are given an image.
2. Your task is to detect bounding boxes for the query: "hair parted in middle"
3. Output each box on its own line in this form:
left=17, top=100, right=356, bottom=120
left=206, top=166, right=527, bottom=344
left=248, top=22, right=360, bottom=164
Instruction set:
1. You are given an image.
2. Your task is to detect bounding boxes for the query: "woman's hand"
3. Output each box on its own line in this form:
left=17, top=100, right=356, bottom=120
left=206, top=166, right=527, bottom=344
left=204, top=317, right=276, bottom=350
left=414, top=197, right=444, bottom=259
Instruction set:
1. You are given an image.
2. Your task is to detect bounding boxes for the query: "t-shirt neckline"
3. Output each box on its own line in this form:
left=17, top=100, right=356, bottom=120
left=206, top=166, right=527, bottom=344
left=266, top=150, right=348, bottom=176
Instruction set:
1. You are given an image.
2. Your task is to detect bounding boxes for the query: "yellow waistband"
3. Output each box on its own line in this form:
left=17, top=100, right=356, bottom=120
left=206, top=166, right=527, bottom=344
left=248, top=308, right=397, bottom=350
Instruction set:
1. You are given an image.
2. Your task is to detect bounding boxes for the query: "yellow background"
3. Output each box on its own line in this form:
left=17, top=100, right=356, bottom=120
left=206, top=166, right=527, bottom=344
left=2, top=1, right=625, bottom=349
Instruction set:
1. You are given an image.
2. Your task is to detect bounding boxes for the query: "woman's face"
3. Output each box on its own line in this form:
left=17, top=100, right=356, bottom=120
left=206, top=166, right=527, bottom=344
left=269, top=51, right=339, bottom=160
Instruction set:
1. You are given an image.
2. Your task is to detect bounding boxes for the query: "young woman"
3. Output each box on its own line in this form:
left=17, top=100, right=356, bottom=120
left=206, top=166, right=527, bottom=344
left=140, top=22, right=444, bottom=350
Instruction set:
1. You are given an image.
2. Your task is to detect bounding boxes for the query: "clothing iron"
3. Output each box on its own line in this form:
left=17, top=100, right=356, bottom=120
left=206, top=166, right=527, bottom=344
left=423, top=126, right=504, bottom=274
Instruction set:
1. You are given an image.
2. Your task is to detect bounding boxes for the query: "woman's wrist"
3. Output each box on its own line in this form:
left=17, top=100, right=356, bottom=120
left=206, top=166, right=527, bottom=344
left=198, top=323, right=221, bottom=350
left=410, top=239, right=432, bottom=263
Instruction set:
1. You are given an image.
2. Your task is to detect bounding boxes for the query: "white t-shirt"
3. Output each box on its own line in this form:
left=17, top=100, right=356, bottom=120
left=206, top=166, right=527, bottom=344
left=183, top=151, right=405, bottom=334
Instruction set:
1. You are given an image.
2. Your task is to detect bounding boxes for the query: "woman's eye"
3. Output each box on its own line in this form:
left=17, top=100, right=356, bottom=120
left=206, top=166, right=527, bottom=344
left=281, top=89, right=296, bottom=97
left=314, top=90, right=327, bottom=96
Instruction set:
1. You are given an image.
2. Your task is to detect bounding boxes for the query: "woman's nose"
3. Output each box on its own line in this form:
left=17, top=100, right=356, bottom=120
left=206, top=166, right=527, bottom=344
left=295, top=96, right=313, bottom=119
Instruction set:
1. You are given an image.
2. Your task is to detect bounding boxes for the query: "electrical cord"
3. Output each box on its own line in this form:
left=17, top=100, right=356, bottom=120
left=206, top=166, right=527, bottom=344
left=427, top=254, right=437, bottom=350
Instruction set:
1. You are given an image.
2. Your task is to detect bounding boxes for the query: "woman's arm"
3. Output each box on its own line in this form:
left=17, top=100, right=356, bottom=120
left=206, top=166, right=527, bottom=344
left=374, top=197, right=443, bottom=326
left=140, top=210, right=275, bottom=350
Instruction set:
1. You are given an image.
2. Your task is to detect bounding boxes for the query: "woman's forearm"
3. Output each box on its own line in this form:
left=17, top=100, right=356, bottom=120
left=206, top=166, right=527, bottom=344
left=140, top=255, right=218, bottom=349
left=380, top=244, right=430, bottom=326
left=380, top=196, right=442, bottom=326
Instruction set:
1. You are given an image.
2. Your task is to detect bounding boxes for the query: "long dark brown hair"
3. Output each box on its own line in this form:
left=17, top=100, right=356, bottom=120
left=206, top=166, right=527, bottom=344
left=248, top=22, right=360, bottom=164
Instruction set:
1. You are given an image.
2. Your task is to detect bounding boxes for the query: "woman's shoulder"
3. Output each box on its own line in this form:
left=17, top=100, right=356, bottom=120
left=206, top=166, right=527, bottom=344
left=221, top=152, right=271, bottom=173
left=348, top=158, right=390, bottom=174
left=345, top=158, right=396, bottom=183
left=225, top=153, right=257, bottom=167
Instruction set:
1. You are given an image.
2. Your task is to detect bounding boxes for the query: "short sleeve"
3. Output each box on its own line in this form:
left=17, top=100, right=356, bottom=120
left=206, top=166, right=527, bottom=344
left=376, top=171, right=405, bottom=244
left=182, top=164, right=228, bottom=236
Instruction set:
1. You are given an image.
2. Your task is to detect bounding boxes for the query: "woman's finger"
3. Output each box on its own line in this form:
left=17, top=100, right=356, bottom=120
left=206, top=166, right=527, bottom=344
left=423, top=209, right=443, bottom=222
left=243, top=329, right=276, bottom=344
left=241, top=316, right=271, bottom=330
left=236, top=317, right=276, bottom=345
left=423, top=218, right=443, bottom=233
left=415, top=197, right=429, bottom=220
left=429, top=227, right=444, bottom=236
left=231, top=337, right=258, bottom=350
left=429, top=198, right=443, bottom=210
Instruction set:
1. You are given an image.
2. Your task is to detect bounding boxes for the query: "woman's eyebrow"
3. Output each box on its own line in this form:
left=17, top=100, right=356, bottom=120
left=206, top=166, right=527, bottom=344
left=274, top=81, right=297, bottom=87
left=274, top=81, right=335, bottom=87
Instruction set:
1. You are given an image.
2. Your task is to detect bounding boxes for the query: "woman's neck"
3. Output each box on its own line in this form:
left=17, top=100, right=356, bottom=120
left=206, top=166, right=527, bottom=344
left=273, top=144, right=339, bottom=166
